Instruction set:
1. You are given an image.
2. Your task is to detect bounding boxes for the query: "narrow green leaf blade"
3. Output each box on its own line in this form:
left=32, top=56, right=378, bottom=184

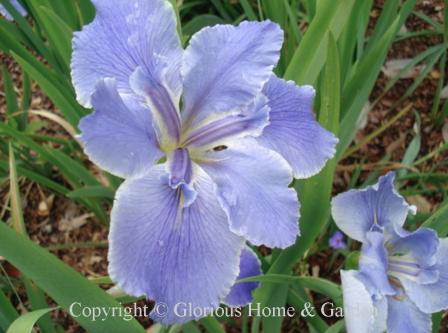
left=9, top=143, right=26, bottom=234
left=324, top=320, right=344, bottom=333
left=0, top=223, right=146, bottom=333
left=0, top=290, right=19, bottom=331
left=67, top=186, right=115, bottom=200
left=284, top=0, right=354, bottom=85
left=11, top=52, right=81, bottom=127
left=199, top=316, right=225, bottom=333
left=6, top=308, right=56, bottom=333
left=6, top=308, right=57, bottom=333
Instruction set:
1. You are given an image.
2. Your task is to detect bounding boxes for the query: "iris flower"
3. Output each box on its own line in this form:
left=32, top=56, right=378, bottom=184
left=0, top=0, right=26, bottom=21
left=72, top=0, right=337, bottom=323
left=329, top=231, right=347, bottom=250
left=331, top=172, right=448, bottom=333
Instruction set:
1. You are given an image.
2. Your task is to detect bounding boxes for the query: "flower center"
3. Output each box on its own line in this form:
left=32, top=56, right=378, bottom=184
left=167, top=148, right=197, bottom=208
left=387, top=255, right=438, bottom=285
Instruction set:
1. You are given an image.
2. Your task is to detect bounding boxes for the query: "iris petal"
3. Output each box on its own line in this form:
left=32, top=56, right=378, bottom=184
left=72, top=0, right=182, bottom=107
left=388, top=226, right=439, bottom=268
left=386, top=295, right=431, bottom=333
left=399, top=238, right=448, bottom=313
left=167, top=148, right=197, bottom=207
left=225, top=247, right=262, bottom=307
left=78, top=78, right=161, bottom=178
left=108, top=165, right=245, bottom=324
left=341, top=270, right=387, bottom=333
left=130, top=67, right=181, bottom=146
left=257, top=76, right=338, bottom=179
left=331, top=172, right=416, bottom=243
left=358, top=231, right=396, bottom=298
left=183, top=94, right=269, bottom=150
left=181, top=20, right=283, bottom=129
left=200, top=140, right=299, bottom=248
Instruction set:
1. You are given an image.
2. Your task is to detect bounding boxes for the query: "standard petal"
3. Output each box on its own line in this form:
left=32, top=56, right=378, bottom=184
left=108, top=164, right=245, bottom=324
left=78, top=78, right=161, bottom=178
left=130, top=67, right=181, bottom=146
left=256, top=76, right=338, bottom=179
left=225, top=247, right=262, bottom=307
left=200, top=140, right=299, bottom=248
left=387, top=227, right=439, bottom=285
left=388, top=227, right=439, bottom=267
left=358, top=231, right=396, bottom=298
left=400, top=238, right=448, bottom=313
left=387, top=296, right=431, bottom=333
left=181, top=20, right=283, bottom=128
left=331, top=172, right=416, bottom=242
left=72, top=0, right=182, bottom=107
left=340, top=270, right=387, bottom=333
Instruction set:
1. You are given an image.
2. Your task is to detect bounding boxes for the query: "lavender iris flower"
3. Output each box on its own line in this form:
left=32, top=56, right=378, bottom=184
left=0, top=0, right=26, bottom=21
left=71, top=0, right=337, bottom=324
left=331, top=172, right=448, bottom=333
left=329, top=231, right=347, bottom=250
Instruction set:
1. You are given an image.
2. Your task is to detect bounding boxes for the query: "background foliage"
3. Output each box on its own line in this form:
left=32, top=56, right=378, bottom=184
left=0, top=0, right=447, bottom=332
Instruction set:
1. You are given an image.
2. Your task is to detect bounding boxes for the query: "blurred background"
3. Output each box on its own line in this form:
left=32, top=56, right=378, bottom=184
left=0, top=0, right=447, bottom=332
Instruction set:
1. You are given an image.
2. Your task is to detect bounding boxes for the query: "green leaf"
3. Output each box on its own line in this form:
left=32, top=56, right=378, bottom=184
left=240, top=275, right=341, bottom=306
left=6, top=308, right=56, bottom=333
left=183, top=15, right=226, bottom=36
left=0, top=0, right=59, bottom=70
left=48, top=0, right=80, bottom=30
left=423, top=199, right=448, bottom=236
left=338, top=0, right=373, bottom=79
left=0, top=161, right=69, bottom=196
left=0, top=290, right=19, bottom=331
left=37, top=6, right=73, bottom=70
left=67, top=186, right=115, bottom=200
left=11, top=52, right=81, bottom=127
left=345, top=251, right=360, bottom=270
left=337, top=18, right=400, bottom=158
left=324, top=320, right=344, bottom=333
left=287, top=288, right=328, bottom=332
left=199, top=316, right=225, bottom=333
left=210, top=0, right=232, bottom=21
left=261, top=0, right=286, bottom=27
left=22, top=279, right=59, bottom=333
left=20, top=72, right=31, bottom=130
left=9, top=144, right=59, bottom=333
left=0, top=19, right=29, bottom=47
left=0, top=222, right=146, bottom=333
left=77, top=0, right=96, bottom=26
left=337, top=0, right=416, bottom=158
left=182, top=322, right=202, bottom=333
left=0, top=123, right=107, bottom=223
left=432, top=312, right=442, bottom=333
left=263, top=284, right=288, bottom=333
left=284, top=0, right=354, bottom=85
left=239, top=0, right=257, bottom=20
left=9, top=143, right=26, bottom=234
left=1, top=66, right=18, bottom=122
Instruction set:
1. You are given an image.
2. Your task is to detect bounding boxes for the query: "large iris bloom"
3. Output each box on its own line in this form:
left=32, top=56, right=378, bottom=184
left=72, top=0, right=337, bottom=324
left=0, top=0, right=26, bottom=21
left=332, top=172, right=448, bottom=333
